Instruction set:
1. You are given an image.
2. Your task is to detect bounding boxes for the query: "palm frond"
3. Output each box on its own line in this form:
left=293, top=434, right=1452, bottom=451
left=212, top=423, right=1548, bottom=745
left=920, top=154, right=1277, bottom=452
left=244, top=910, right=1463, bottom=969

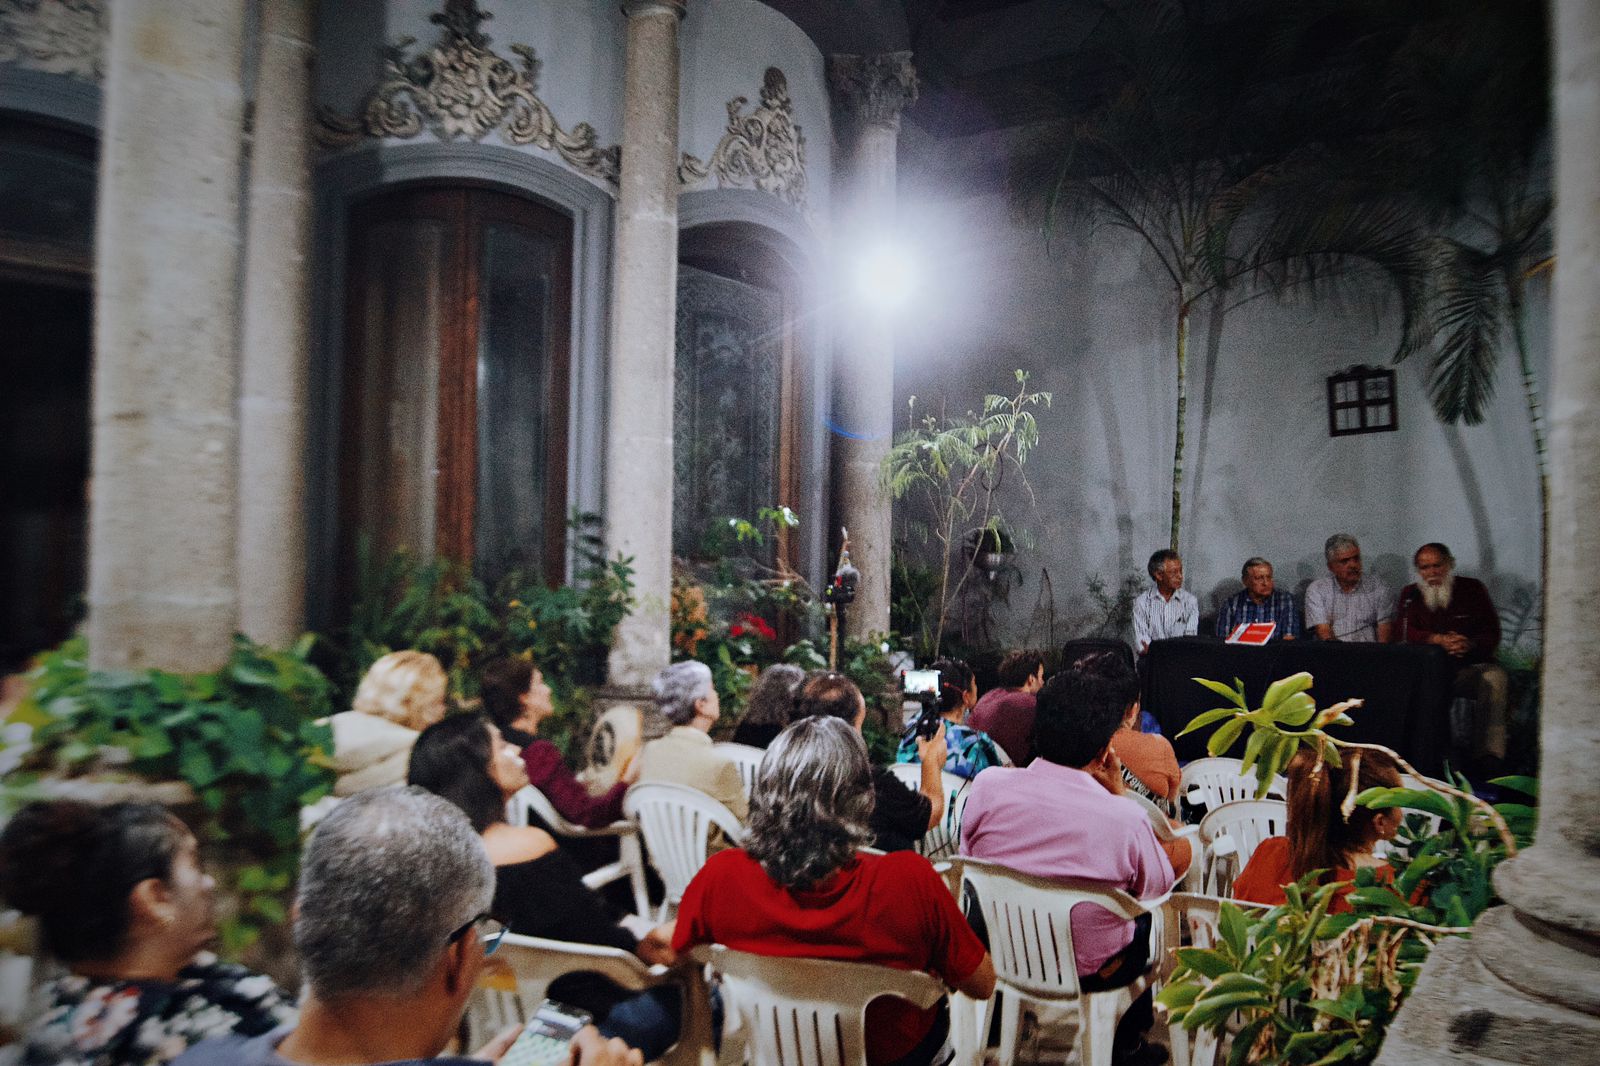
left=1426, top=238, right=1505, bottom=424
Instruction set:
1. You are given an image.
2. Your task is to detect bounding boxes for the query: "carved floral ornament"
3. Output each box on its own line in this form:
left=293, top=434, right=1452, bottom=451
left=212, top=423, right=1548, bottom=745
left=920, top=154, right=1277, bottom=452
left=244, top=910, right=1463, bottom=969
left=827, top=51, right=919, bottom=129
left=680, top=67, right=809, bottom=213
left=0, top=0, right=104, bottom=82
left=316, top=0, right=621, bottom=184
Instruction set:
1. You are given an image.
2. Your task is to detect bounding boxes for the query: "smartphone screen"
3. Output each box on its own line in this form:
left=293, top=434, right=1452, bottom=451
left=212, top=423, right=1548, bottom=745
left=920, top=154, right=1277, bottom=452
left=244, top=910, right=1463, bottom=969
left=904, top=668, right=940, bottom=695
left=498, top=1001, right=592, bottom=1066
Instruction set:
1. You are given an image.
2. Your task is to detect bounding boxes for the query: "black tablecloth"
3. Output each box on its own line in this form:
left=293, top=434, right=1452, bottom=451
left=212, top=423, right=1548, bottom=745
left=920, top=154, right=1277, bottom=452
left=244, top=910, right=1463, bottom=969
left=1141, top=637, right=1455, bottom=776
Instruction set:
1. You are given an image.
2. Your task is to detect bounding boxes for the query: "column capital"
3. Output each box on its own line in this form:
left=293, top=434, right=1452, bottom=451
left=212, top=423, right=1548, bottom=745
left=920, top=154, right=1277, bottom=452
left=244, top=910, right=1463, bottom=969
left=622, top=0, right=685, bottom=18
left=827, top=51, right=919, bottom=129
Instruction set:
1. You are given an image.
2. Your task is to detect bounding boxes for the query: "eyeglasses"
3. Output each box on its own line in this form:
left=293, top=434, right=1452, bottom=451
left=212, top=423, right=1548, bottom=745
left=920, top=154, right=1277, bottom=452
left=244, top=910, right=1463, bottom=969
left=447, top=914, right=508, bottom=957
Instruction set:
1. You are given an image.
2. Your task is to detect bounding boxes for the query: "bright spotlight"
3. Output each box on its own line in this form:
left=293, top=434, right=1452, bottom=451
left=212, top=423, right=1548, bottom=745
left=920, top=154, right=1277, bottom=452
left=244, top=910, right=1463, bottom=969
left=853, top=242, right=918, bottom=313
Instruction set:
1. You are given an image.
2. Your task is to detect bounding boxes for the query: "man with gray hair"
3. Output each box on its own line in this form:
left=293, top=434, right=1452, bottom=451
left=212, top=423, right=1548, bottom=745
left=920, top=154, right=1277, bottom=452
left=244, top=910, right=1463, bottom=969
left=1304, top=533, right=1393, bottom=642
left=634, top=661, right=749, bottom=829
left=1214, top=557, right=1300, bottom=640
left=174, top=788, right=640, bottom=1066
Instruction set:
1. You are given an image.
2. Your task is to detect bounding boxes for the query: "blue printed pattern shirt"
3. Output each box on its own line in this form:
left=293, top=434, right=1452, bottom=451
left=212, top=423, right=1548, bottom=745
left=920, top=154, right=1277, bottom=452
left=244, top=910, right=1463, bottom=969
left=1214, top=588, right=1302, bottom=640
left=896, top=721, right=1006, bottom=780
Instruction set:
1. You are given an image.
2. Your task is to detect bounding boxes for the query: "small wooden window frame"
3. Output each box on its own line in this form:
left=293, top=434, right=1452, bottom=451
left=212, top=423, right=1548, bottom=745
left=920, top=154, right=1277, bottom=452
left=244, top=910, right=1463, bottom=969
left=1327, top=366, right=1398, bottom=437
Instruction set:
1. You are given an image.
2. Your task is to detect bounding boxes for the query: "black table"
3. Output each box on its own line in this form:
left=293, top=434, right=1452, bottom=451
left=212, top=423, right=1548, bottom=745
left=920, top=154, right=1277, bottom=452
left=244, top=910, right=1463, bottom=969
left=1141, top=637, right=1456, bottom=776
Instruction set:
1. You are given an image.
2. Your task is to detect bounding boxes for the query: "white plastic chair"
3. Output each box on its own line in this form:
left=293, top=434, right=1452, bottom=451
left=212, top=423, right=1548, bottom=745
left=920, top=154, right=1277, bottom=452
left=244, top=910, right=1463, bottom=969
left=623, top=782, right=745, bottom=921
left=705, top=944, right=949, bottom=1066
left=1125, top=789, right=1205, bottom=895
left=961, top=857, right=1164, bottom=1066
left=888, top=763, right=970, bottom=862
left=506, top=785, right=651, bottom=920
left=712, top=742, right=765, bottom=799
left=1155, top=893, right=1271, bottom=1066
left=465, top=932, right=716, bottom=1066
left=1198, top=799, right=1288, bottom=897
left=1180, top=757, right=1286, bottom=813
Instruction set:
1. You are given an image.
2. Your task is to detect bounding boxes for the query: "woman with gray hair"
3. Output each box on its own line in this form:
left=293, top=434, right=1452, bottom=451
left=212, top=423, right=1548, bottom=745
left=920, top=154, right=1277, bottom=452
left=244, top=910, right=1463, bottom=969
left=633, top=661, right=748, bottom=828
left=670, top=717, right=995, bottom=1066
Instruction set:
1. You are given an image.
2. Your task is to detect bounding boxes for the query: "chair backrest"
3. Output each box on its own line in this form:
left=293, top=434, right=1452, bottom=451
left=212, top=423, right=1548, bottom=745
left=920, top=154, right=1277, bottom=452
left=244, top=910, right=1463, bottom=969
left=1199, top=799, right=1287, bottom=874
left=713, top=742, right=765, bottom=798
left=707, top=945, right=945, bottom=1066
left=465, top=933, right=660, bottom=1047
left=1181, top=757, right=1286, bottom=810
left=506, top=784, right=583, bottom=836
left=886, top=763, right=970, bottom=861
left=959, top=857, right=1145, bottom=1002
left=623, top=782, right=744, bottom=908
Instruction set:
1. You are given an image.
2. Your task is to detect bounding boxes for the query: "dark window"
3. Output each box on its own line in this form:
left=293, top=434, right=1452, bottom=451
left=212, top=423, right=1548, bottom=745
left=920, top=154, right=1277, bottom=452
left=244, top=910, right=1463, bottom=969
left=1327, top=365, right=1398, bottom=436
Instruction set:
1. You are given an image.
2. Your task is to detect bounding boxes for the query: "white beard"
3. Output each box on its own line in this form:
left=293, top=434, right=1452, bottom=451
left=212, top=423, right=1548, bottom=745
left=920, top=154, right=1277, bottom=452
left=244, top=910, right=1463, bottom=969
left=1419, top=573, right=1455, bottom=611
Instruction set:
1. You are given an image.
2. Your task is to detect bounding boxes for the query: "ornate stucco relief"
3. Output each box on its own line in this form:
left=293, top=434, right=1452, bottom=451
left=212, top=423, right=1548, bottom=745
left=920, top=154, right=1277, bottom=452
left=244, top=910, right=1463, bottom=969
left=679, top=67, right=809, bottom=213
left=316, top=0, right=619, bottom=185
left=827, top=51, right=919, bottom=129
left=0, top=0, right=104, bottom=82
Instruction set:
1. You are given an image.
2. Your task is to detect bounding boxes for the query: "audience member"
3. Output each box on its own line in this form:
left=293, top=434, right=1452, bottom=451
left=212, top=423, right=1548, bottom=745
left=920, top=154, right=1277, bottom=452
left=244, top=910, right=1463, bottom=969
left=673, top=717, right=995, bottom=1066
left=1111, top=693, right=1181, bottom=815
left=1305, top=533, right=1393, bottom=642
left=960, top=657, right=1185, bottom=1066
left=174, top=787, right=640, bottom=1066
left=329, top=650, right=448, bottom=796
left=1395, top=543, right=1510, bottom=771
left=0, top=800, right=295, bottom=1066
left=730, top=663, right=806, bottom=749
left=480, top=656, right=634, bottom=828
left=967, top=649, right=1044, bottom=766
left=1234, top=747, right=1403, bottom=912
left=1214, top=557, right=1301, bottom=641
left=1132, top=549, right=1199, bottom=657
left=407, top=715, right=681, bottom=1059
left=796, top=671, right=946, bottom=853
left=895, top=658, right=1005, bottom=779
left=635, top=661, right=747, bottom=828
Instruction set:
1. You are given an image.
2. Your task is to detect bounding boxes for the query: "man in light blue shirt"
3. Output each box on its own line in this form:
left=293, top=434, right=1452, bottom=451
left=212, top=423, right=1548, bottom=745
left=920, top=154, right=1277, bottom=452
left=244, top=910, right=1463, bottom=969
left=1304, top=533, right=1393, bottom=642
left=1132, top=549, right=1199, bottom=656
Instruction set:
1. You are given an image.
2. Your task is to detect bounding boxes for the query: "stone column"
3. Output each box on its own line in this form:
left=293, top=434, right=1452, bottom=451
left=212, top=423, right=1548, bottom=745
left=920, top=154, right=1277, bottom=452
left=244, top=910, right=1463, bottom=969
left=1374, top=3, right=1600, bottom=1061
left=87, top=0, right=250, bottom=671
left=604, top=0, right=686, bottom=690
left=825, top=53, right=918, bottom=642
left=237, top=0, right=316, bottom=648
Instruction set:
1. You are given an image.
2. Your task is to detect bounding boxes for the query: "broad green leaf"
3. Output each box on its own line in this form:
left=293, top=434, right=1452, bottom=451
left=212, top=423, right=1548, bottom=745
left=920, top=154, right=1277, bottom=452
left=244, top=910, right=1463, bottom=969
left=1261, top=672, right=1314, bottom=714
left=1174, top=948, right=1237, bottom=979
left=1218, top=901, right=1250, bottom=959
left=1357, top=786, right=1454, bottom=821
left=1185, top=991, right=1273, bottom=1029
left=1315, top=913, right=1360, bottom=939
left=1191, top=677, right=1246, bottom=708
left=1309, top=1037, right=1364, bottom=1065
left=1227, top=1018, right=1269, bottom=1066
left=1275, top=691, right=1317, bottom=727
left=1209, top=718, right=1246, bottom=757
left=1179, top=707, right=1243, bottom=737
left=1156, top=981, right=1202, bottom=1011
left=1488, top=774, right=1538, bottom=798
left=1310, top=997, right=1360, bottom=1023
left=1240, top=726, right=1270, bottom=776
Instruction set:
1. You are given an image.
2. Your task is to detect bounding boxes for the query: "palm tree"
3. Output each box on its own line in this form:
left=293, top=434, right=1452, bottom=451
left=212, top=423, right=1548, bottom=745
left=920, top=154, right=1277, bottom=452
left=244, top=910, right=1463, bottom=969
left=1011, top=0, right=1430, bottom=551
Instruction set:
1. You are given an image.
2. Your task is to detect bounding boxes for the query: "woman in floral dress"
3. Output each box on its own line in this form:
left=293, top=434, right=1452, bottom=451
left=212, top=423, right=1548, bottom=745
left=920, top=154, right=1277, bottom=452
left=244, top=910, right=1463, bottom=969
left=0, top=800, right=296, bottom=1066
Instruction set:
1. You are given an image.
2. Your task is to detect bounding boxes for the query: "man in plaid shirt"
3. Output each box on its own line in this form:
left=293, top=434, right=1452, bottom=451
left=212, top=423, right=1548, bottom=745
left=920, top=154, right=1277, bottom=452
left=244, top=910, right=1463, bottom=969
left=1214, top=557, right=1301, bottom=640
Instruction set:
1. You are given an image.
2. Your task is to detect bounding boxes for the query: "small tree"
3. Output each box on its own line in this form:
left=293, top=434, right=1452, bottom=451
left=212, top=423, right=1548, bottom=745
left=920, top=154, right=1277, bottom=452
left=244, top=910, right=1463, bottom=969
left=882, top=370, right=1050, bottom=659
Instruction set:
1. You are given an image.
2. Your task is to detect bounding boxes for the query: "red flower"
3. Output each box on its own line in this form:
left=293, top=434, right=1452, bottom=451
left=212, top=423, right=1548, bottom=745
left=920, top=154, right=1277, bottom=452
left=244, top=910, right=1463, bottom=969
left=737, top=613, right=777, bottom=641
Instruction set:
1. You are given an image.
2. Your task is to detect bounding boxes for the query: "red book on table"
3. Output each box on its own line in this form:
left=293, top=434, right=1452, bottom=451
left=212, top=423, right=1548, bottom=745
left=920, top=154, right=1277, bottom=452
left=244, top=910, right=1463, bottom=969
left=1226, top=621, right=1277, bottom=645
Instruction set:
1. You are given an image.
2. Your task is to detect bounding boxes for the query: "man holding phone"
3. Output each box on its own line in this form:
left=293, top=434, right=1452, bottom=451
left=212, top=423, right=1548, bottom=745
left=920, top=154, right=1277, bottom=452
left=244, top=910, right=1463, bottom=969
left=175, top=788, right=641, bottom=1066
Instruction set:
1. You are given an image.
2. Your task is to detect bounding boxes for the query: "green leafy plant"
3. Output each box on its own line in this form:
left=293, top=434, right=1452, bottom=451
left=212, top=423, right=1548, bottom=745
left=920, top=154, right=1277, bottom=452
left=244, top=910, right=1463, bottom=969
left=1161, top=672, right=1538, bottom=1063
left=883, top=370, right=1050, bottom=659
left=5, top=637, right=336, bottom=952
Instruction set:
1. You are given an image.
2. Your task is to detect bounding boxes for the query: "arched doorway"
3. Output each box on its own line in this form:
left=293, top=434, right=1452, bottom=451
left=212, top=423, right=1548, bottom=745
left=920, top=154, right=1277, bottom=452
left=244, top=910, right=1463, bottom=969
left=336, top=184, right=572, bottom=597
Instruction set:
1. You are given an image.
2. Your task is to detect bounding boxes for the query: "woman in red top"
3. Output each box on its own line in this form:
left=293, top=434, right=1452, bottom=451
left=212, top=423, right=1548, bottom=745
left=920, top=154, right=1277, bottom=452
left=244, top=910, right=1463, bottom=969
left=1234, top=747, right=1404, bottom=912
left=673, top=716, right=996, bottom=1066
left=480, top=656, right=635, bottom=828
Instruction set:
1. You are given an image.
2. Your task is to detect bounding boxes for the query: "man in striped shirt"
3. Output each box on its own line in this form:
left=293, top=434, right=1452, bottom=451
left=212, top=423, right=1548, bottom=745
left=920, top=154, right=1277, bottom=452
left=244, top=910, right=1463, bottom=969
left=1215, top=557, right=1301, bottom=640
left=1132, top=549, right=1199, bottom=656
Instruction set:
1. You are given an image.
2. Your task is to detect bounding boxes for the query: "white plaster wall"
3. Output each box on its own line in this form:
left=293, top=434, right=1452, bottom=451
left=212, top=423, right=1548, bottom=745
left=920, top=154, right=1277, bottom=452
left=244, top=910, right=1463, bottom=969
left=680, top=0, right=832, bottom=220
left=893, top=186, right=1549, bottom=650
left=314, top=0, right=626, bottom=169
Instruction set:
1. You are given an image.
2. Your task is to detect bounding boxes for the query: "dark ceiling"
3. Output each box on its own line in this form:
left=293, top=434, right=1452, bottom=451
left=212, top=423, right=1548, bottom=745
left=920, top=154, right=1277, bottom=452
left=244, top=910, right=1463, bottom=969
left=758, top=0, right=1109, bottom=138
